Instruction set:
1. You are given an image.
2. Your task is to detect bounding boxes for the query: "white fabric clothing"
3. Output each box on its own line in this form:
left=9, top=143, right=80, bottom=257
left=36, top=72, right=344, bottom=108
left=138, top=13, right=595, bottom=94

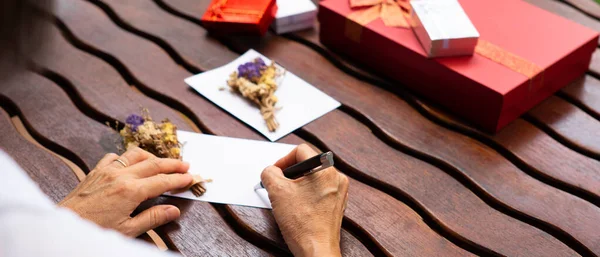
left=0, top=150, right=179, bottom=257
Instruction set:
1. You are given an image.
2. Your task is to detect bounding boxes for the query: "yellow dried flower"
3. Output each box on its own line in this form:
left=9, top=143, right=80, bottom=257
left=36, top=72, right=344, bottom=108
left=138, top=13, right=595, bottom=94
left=117, top=109, right=210, bottom=196
left=227, top=59, right=282, bottom=132
left=119, top=110, right=182, bottom=159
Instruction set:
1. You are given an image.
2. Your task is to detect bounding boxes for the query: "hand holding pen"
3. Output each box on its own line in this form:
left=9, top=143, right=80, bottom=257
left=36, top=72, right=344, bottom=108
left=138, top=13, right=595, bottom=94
left=254, top=151, right=334, bottom=190
left=259, top=144, right=349, bottom=257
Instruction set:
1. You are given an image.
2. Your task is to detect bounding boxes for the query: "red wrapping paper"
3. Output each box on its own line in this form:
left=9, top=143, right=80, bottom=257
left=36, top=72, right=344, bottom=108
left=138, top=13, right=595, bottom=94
left=201, top=0, right=278, bottom=36
left=319, top=0, right=599, bottom=133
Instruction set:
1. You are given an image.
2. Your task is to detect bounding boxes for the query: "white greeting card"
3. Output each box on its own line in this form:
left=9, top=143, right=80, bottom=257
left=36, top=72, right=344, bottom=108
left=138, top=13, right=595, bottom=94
left=185, top=49, right=340, bottom=142
left=165, top=131, right=297, bottom=209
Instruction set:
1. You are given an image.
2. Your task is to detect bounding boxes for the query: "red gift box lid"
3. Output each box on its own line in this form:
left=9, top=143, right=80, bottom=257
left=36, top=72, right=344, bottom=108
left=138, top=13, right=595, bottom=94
left=319, top=0, right=599, bottom=132
left=201, top=0, right=278, bottom=35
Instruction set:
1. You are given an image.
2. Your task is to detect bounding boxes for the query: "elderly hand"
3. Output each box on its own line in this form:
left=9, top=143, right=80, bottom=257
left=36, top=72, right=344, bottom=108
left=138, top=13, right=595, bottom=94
left=261, top=144, right=349, bottom=257
left=58, top=147, right=193, bottom=237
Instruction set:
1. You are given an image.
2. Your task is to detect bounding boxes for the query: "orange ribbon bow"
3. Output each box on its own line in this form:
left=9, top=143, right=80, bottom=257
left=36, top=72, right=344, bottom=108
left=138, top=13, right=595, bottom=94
left=348, top=0, right=413, bottom=28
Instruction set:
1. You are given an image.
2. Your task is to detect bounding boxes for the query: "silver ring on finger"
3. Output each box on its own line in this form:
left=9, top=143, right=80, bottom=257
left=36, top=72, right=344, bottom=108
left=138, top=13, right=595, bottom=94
left=114, top=158, right=128, bottom=168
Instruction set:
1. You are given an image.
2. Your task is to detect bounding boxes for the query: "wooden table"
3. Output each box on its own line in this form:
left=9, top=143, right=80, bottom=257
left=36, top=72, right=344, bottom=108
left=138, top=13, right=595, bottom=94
left=2, top=0, right=600, bottom=256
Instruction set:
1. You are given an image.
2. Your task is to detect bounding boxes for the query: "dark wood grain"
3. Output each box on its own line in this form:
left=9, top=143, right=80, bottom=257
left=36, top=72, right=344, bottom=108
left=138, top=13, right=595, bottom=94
left=527, top=96, right=600, bottom=159
left=561, top=75, right=600, bottom=120
left=524, top=1, right=600, bottom=123
left=33, top=23, right=193, bottom=132
left=92, top=0, right=234, bottom=72
left=0, top=107, right=166, bottom=250
left=291, top=12, right=600, bottom=168
left=291, top=0, right=600, bottom=191
left=514, top=0, right=600, bottom=159
left=0, top=71, right=270, bottom=256
left=0, top=108, right=78, bottom=203
left=1, top=72, right=118, bottom=168
left=33, top=23, right=284, bottom=255
left=46, top=0, right=471, bottom=255
left=130, top=0, right=600, bottom=255
left=304, top=110, right=586, bottom=257
left=524, top=0, right=600, bottom=45
left=31, top=19, right=291, bottom=256
left=344, top=179, right=471, bottom=257
left=290, top=6, right=600, bottom=207
left=55, top=0, right=264, bottom=142
left=15, top=0, right=600, bottom=254
left=560, top=0, right=600, bottom=20
left=495, top=118, right=600, bottom=190
left=40, top=16, right=374, bottom=256
left=591, top=50, right=600, bottom=79
left=295, top=0, right=600, bottom=249
left=65, top=0, right=590, bottom=255
left=423, top=102, right=600, bottom=206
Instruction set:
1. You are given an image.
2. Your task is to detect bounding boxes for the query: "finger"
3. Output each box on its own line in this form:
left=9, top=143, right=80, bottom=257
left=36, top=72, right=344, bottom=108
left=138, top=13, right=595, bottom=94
left=127, top=157, right=190, bottom=178
left=108, top=147, right=155, bottom=170
left=96, top=153, right=119, bottom=169
left=342, top=192, right=349, bottom=212
left=339, top=175, right=350, bottom=196
left=304, top=163, right=339, bottom=183
left=123, top=205, right=180, bottom=237
left=261, top=165, right=288, bottom=191
left=339, top=174, right=350, bottom=212
left=274, top=144, right=318, bottom=169
left=139, top=173, right=193, bottom=200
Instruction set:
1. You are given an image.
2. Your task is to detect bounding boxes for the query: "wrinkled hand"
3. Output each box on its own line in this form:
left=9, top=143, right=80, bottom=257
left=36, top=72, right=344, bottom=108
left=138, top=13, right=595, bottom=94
left=261, top=144, right=349, bottom=257
left=58, top=147, right=192, bottom=237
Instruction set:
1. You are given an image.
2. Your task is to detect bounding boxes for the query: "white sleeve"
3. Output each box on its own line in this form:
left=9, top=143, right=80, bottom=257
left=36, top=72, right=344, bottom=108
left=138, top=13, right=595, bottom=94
left=0, top=151, right=180, bottom=257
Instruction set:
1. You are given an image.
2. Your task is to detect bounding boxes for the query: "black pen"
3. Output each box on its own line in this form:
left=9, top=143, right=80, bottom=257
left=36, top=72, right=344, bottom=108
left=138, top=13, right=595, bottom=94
left=254, top=151, right=334, bottom=190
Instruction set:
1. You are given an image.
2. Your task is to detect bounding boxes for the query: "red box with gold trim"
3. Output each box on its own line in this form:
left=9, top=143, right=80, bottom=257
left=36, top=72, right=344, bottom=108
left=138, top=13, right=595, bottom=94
left=201, top=0, right=278, bottom=36
left=319, top=0, right=598, bottom=133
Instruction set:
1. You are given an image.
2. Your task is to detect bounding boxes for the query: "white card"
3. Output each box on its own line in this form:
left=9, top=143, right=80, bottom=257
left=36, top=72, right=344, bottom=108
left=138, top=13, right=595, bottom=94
left=185, top=49, right=340, bottom=142
left=164, top=131, right=297, bottom=209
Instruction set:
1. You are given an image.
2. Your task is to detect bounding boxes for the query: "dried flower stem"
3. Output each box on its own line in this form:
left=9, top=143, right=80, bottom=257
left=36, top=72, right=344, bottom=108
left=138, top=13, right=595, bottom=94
left=190, top=184, right=206, bottom=197
left=186, top=175, right=213, bottom=197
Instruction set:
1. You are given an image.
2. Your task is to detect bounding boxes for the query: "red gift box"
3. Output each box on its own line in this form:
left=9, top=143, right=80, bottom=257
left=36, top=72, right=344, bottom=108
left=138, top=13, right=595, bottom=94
left=319, top=0, right=599, bottom=133
left=201, top=0, right=278, bottom=36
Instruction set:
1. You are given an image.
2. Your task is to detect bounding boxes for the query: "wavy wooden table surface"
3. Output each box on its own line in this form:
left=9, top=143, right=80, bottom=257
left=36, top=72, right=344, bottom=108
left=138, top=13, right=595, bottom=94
left=2, top=0, right=600, bottom=256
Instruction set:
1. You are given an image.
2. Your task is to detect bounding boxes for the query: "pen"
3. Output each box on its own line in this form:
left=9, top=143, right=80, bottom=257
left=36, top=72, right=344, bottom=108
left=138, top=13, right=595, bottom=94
left=254, top=151, right=334, bottom=190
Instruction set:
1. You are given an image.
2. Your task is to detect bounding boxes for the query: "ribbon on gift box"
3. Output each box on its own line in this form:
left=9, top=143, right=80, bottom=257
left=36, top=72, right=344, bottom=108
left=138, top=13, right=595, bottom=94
left=348, top=0, right=413, bottom=28
left=475, top=39, right=544, bottom=89
left=345, top=0, right=544, bottom=91
left=208, top=0, right=264, bottom=20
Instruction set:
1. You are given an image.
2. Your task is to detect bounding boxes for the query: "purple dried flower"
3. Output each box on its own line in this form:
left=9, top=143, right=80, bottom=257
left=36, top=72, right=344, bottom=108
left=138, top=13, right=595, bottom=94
left=126, top=114, right=144, bottom=131
left=254, top=58, right=266, bottom=67
left=237, top=58, right=267, bottom=83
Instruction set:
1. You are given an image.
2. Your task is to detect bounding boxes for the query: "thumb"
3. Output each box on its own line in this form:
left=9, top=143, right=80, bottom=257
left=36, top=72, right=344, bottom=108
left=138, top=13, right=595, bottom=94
left=123, top=205, right=180, bottom=237
left=261, top=165, right=286, bottom=191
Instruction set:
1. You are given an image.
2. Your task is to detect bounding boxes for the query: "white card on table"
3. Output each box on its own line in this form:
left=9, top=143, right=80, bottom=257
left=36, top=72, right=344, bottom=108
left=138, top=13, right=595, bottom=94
left=164, top=131, right=297, bottom=209
left=185, top=49, right=340, bottom=142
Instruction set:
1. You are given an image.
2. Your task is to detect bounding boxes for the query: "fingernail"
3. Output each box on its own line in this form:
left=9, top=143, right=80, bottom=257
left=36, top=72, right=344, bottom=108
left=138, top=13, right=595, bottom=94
left=165, top=206, right=180, bottom=220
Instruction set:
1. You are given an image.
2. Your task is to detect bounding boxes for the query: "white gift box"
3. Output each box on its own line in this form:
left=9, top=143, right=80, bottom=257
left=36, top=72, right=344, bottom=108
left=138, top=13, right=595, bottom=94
left=410, top=0, right=479, bottom=58
left=271, top=0, right=317, bottom=34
